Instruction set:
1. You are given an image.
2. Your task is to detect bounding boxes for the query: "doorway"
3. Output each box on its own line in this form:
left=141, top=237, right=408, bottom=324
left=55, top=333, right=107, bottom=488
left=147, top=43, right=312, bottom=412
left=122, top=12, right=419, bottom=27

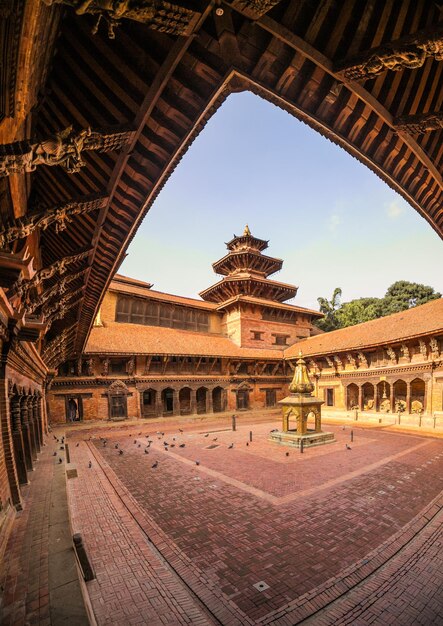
left=65, top=396, right=83, bottom=423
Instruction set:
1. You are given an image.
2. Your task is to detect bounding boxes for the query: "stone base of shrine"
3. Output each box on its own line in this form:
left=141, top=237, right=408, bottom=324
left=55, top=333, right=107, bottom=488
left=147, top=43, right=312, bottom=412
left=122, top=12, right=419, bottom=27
left=269, top=429, right=336, bottom=448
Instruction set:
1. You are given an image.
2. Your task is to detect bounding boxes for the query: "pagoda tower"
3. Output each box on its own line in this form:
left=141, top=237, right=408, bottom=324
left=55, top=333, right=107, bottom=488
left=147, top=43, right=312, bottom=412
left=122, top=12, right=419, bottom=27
left=199, top=225, right=297, bottom=303
left=200, top=227, right=322, bottom=349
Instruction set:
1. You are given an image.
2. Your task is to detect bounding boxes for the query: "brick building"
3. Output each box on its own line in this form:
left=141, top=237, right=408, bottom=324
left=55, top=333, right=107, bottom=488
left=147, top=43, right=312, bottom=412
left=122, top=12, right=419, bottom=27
left=47, top=229, right=443, bottom=425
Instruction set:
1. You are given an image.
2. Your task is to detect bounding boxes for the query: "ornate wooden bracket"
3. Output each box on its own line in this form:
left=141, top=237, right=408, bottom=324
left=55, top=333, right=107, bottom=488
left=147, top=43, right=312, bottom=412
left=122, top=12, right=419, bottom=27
left=335, top=24, right=443, bottom=80
left=23, top=268, right=88, bottom=315
left=0, top=247, right=35, bottom=289
left=41, top=0, right=201, bottom=38
left=385, top=346, right=397, bottom=364
left=0, top=195, right=108, bottom=248
left=394, top=111, right=443, bottom=134
left=0, top=126, right=134, bottom=177
left=346, top=353, right=356, bottom=368
left=357, top=351, right=368, bottom=369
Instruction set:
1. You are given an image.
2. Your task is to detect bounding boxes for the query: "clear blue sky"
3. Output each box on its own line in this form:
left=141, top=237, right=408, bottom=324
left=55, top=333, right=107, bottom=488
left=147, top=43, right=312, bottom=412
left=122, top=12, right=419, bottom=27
left=120, top=91, right=443, bottom=310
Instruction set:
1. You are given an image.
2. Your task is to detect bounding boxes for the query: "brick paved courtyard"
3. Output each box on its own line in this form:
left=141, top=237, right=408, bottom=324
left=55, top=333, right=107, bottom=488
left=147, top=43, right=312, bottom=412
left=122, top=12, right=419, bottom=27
left=65, top=415, right=443, bottom=625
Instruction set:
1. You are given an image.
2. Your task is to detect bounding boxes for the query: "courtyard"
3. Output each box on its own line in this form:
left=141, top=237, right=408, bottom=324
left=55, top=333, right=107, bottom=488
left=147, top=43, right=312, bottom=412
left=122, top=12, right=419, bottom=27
left=2, top=413, right=441, bottom=625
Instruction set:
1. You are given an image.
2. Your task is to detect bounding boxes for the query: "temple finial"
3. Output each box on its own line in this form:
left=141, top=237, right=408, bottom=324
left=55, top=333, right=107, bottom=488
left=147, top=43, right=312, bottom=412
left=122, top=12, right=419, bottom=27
left=243, top=224, right=251, bottom=236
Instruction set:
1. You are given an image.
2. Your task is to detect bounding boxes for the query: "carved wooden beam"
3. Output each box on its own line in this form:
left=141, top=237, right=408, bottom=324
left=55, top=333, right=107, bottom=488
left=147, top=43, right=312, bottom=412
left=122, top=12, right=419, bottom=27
left=230, top=0, right=282, bottom=20
left=41, top=0, right=202, bottom=38
left=394, top=111, right=443, bottom=134
left=335, top=24, right=443, bottom=81
left=0, top=127, right=134, bottom=177
left=11, top=249, right=91, bottom=298
left=0, top=195, right=108, bottom=248
left=24, top=268, right=88, bottom=315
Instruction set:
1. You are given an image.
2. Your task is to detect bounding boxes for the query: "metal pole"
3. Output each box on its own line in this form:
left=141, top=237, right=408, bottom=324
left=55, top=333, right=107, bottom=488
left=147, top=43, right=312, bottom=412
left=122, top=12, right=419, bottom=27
left=232, top=414, right=236, bottom=431
left=300, top=438, right=304, bottom=454
left=249, top=430, right=252, bottom=442
left=351, top=430, right=353, bottom=443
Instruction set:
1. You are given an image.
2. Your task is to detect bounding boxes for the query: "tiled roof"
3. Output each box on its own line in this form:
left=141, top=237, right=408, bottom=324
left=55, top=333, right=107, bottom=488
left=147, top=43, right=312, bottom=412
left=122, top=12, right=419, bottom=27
left=113, top=274, right=153, bottom=289
left=86, top=323, right=284, bottom=359
left=109, top=283, right=218, bottom=311
left=216, top=295, right=323, bottom=317
left=284, top=298, right=443, bottom=358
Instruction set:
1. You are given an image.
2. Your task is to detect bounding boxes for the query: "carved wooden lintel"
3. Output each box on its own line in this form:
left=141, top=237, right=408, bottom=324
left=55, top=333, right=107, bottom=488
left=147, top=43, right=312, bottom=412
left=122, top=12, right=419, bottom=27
left=0, top=126, right=134, bottom=177
left=336, top=24, right=443, bottom=80
left=0, top=195, right=108, bottom=248
left=41, top=1, right=201, bottom=38
left=230, top=0, right=282, bottom=20
left=394, top=111, right=443, bottom=134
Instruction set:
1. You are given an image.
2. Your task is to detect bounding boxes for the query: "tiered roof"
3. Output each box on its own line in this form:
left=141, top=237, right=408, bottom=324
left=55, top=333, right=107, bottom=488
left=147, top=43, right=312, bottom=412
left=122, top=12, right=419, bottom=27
left=199, top=226, right=298, bottom=304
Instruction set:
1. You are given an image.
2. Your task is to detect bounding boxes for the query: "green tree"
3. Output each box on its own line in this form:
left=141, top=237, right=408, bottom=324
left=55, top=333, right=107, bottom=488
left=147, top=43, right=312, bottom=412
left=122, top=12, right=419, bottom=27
left=316, top=287, right=342, bottom=331
left=335, top=297, right=383, bottom=328
left=382, top=280, right=441, bottom=315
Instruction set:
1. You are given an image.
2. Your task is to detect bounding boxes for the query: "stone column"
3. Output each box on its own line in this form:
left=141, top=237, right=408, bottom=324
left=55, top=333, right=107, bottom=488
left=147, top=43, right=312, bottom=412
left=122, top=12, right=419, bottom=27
left=20, top=395, right=34, bottom=471
left=208, top=390, right=213, bottom=414
left=358, top=385, right=363, bottom=411
left=11, top=395, right=28, bottom=485
left=406, top=382, right=411, bottom=414
left=172, top=389, right=179, bottom=416
left=190, top=390, right=197, bottom=415
left=389, top=384, right=395, bottom=414
left=155, top=392, right=163, bottom=417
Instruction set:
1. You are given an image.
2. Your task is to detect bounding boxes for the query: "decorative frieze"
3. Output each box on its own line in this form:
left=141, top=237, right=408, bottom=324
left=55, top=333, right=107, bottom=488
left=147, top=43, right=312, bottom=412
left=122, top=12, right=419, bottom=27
left=333, top=355, right=344, bottom=370
left=0, top=195, right=107, bottom=248
left=230, top=1, right=282, bottom=20
left=419, top=339, right=428, bottom=360
left=346, top=353, right=356, bottom=369
left=0, top=126, right=134, bottom=177
left=429, top=337, right=440, bottom=359
left=401, top=343, right=411, bottom=362
left=22, top=268, right=87, bottom=315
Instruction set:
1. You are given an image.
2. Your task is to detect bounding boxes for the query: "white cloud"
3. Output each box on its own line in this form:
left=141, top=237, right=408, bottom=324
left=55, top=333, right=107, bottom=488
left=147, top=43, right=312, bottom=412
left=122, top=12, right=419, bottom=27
left=386, top=200, right=404, bottom=219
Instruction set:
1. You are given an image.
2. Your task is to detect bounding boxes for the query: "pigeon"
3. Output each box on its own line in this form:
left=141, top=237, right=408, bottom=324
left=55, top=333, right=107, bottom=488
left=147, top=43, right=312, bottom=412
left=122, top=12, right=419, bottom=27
left=76, top=443, right=79, bottom=447
left=88, top=461, right=92, bottom=468
left=103, top=441, right=107, bottom=447
left=163, top=441, right=169, bottom=446
left=195, top=460, right=200, bottom=466
left=228, top=444, right=234, bottom=449
left=119, top=449, right=124, bottom=455
left=179, top=428, right=183, bottom=433
left=58, top=458, right=62, bottom=464
left=60, top=446, right=64, bottom=450
left=53, top=451, right=57, bottom=456
left=161, top=432, right=165, bottom=436
left=204, top=434, right=209, bottom=438
left=138, top=444, right=141, bottom=448
left=346, top=444, right=352, bottom=450
left=213, top=438, right=217, bottom=442
left=138, top=432, right=142, bottom=436
left=158, top=437, right=162, bottom=440
left=179, top=443, right=185, bottom=448
left=144, top=449, right=149, bottom=454
left=53, top=435, right=57, bottom=440
left=172, top=438, right=176, bottom=441
left=342, top=426, right=346, bottom=431
left=134, top=440, right=137, bottom=444
left=246, top=442, right=249, bottom=447
left=115, top=444, right=119, bottom=449
left=152, top=461, right=158, bottom=468
left=285, top=452, right=290, bottom=457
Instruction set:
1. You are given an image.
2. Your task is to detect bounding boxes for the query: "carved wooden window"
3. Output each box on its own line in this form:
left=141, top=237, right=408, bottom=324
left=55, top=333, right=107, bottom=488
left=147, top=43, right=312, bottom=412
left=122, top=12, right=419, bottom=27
left=325, top=388, right=334, bottom=406
left=251, top=331, right=264, bottom=340
left=116, top=296, right=209, bottom=332
left=273, top=334, right=289, bottom=346
left=110, top=359, right=126, bottom=374
left=265, top=389, right=276, bottom=407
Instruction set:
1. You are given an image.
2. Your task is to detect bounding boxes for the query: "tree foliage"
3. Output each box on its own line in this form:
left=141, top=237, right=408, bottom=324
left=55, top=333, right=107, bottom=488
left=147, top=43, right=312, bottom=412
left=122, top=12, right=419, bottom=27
left=316, top=281, right=441, bottom=332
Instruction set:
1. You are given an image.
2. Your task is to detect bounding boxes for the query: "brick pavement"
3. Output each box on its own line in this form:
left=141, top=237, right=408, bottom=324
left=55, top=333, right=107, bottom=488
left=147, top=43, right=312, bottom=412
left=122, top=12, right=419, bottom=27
left=65, top=418, right=443, bottom=624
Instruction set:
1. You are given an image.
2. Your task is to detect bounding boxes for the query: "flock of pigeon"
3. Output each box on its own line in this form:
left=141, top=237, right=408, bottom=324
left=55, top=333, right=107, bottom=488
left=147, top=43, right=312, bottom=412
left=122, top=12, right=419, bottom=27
left=55, top=424, right=353, bottom=469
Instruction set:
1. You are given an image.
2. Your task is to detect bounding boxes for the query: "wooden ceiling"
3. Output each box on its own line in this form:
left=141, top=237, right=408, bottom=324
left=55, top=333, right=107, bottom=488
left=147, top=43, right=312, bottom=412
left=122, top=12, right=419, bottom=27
left=1, top=0, right=442, bottom=366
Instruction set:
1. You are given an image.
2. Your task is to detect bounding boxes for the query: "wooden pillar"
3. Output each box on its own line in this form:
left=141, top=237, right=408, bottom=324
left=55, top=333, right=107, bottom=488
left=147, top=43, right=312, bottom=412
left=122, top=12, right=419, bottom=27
left=208, top=390, right=213, bottom=414
left=5, top=390, right=23, bottom=506
left=155, top=391, right=162, bottom=417
left=20, top=395, right=33, bottom=471
left=27, top=397, right=38, bottom=461
left=11, top=395, right=27, bottom=485
left=33, top=398, right=42, bottom=452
